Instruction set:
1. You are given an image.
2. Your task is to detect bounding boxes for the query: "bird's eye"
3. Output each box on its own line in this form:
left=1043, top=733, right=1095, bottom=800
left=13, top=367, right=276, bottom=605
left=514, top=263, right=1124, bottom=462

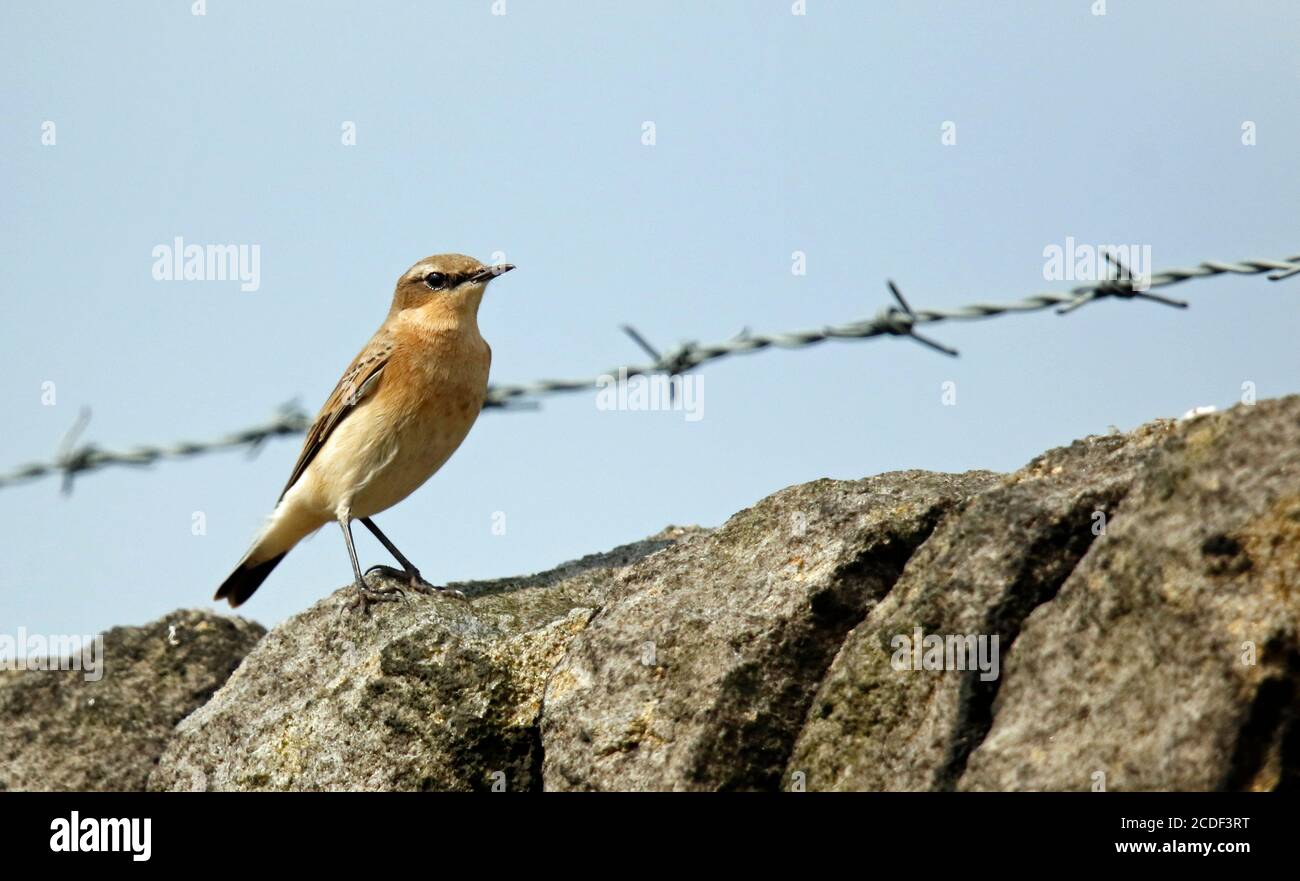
left=423, top=272, right=449, bottom=290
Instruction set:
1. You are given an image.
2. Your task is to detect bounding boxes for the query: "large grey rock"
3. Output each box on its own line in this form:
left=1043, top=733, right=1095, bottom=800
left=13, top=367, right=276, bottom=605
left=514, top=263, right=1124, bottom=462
left=21, top=396, right=1300, bottom=793
left=540, top=470, right=999, bottom=791
left=0, top=610, right=264, bottom=791
left=785, top=420, right=1177, bottom=790
left=959, top=396, right=1300, bottom=790
left=149, top=532, right=694, bottom=791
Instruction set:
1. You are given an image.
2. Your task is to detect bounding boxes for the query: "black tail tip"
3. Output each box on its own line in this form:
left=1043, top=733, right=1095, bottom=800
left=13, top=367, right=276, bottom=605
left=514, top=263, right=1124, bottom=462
left=214, top=553, right=286, bottom=608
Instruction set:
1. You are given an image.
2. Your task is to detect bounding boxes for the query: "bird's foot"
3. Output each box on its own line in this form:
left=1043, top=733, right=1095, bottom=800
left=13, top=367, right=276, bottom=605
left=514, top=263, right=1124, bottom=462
left=344, top=577, right=406, bottom=616
left=364, top=565, right=466, bottom=600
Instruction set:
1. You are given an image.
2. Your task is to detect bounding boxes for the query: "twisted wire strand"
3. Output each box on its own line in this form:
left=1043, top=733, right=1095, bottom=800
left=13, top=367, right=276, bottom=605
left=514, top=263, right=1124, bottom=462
left=483, top=252, right=1300, bottom=404
left=3, top=250, right=1295, bottom=492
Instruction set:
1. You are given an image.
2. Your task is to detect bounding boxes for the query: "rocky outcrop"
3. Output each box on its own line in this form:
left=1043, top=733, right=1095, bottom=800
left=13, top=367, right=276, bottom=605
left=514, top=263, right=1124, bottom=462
left=540, top=471, right=998, bottom=790
left=6, top=396, right=1298, bottom=791
left=0, top=610, right=263, bottom=791
left=958, top=399, right=1300, bottom=791
left=148, top=533, right=697, bottom=791
left=785, top=419, right=1176, bottom=790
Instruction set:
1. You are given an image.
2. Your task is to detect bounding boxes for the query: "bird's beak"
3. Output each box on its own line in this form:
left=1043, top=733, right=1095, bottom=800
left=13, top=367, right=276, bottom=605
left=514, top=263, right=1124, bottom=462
left=471, top=263, right=515, bottom=283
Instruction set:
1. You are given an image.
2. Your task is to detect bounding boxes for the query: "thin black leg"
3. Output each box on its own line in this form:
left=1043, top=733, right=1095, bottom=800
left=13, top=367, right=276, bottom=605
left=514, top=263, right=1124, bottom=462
left=338, top=515, right=404, bottom=614
left=360, top=517, right=422, bottom=576
left=358, top=517, right=456, bottom=597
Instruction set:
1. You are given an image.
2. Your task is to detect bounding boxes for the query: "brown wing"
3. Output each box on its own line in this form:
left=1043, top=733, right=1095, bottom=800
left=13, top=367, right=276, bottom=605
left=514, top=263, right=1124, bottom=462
left=278, top=328, right=394, bottom=502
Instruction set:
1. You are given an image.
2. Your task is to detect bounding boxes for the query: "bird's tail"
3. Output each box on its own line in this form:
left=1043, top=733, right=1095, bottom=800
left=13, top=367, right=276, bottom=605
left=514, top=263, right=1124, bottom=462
left=215, top=497, right=325, bottom=607
left=214, top=552, right=287, bottom=608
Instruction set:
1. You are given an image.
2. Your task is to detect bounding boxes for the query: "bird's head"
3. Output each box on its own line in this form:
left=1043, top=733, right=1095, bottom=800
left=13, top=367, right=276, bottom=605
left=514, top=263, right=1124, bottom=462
left=390, top=253, right=515, bottom=326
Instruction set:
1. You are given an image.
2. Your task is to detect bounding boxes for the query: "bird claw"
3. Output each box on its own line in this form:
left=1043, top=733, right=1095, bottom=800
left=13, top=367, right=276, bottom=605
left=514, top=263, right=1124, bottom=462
left=343, top=578, right=406, bottom=616
left=363, top=565, right=465, bottom=599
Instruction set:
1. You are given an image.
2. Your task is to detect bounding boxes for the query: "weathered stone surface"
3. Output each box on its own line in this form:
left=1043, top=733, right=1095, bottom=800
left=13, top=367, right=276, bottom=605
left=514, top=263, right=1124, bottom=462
left=540, top=470, right=999, bottom=791
left=785, top=420, right=1177, bottom=791
left=0, top=610, right=264, bottom=791
left=18, top=397, right=1300, bottom=792
left=149, top=532, right=695, bottom=791
left=959, top=396, right=1300, bottom=790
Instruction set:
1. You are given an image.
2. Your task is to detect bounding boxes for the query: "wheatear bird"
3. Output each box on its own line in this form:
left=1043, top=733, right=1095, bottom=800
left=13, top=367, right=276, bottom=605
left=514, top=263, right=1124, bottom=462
left=215, top=254, right=514, bottom=610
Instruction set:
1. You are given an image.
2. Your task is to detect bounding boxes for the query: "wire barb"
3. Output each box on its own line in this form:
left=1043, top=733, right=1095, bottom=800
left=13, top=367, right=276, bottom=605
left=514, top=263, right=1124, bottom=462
left=620, top=325, right=699, bottom=402
left=55, top=407, right=95, bottom=495
left=881, top=280, right=959, bottom=357
left=1, top=247, right=1295, bottom=493
left=1056, top=250, right=1189, bottom=315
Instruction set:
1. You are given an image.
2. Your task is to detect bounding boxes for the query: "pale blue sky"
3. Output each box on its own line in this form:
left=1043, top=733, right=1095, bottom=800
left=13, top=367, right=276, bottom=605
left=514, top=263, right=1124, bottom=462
left=3, top=1, right=1298, bottom=637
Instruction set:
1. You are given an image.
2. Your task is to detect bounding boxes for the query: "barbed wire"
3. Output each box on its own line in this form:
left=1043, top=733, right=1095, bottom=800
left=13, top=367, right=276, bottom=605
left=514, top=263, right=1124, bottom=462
left=1, top=401, right=314, bottom=494
left=3, top=249, right=1296, bottom=493
left=482, top=251, right=1299, bottom=405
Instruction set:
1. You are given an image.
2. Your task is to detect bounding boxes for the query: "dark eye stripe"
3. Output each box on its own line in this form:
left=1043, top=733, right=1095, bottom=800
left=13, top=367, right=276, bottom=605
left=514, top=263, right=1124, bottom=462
left=425, top=271, right=476, bottom=290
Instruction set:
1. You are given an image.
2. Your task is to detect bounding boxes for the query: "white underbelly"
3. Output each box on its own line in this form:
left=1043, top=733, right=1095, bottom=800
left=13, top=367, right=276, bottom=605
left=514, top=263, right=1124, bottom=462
left=293, top=396, right=477, bottom=520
